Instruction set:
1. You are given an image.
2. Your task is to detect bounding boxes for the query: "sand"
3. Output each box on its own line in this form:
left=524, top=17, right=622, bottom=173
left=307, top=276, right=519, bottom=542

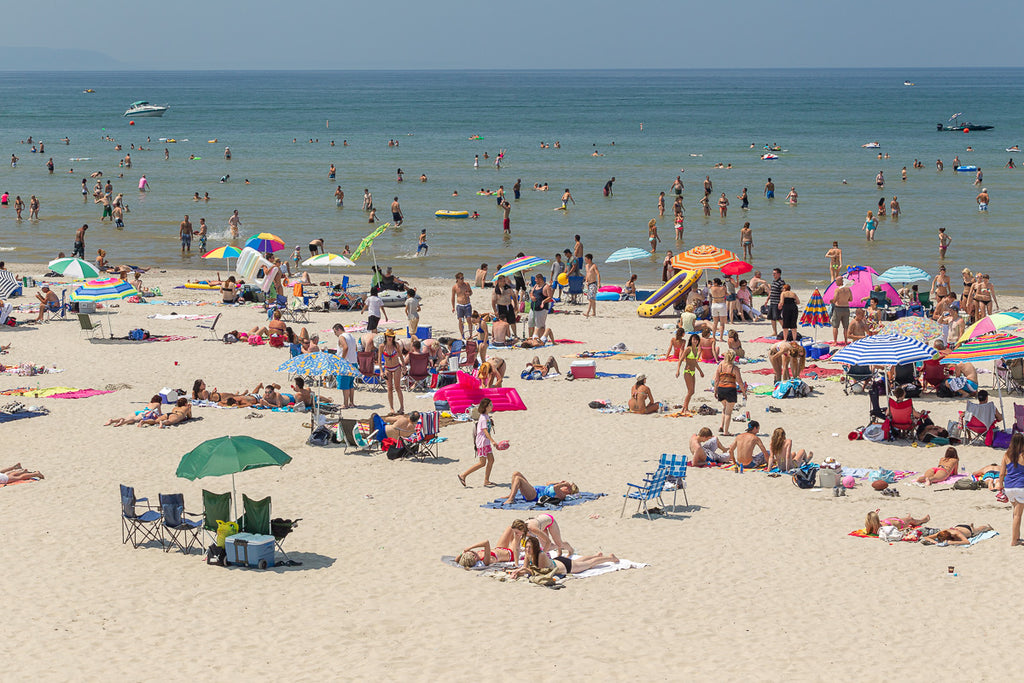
left=1, top=262, right=1021, bottom=680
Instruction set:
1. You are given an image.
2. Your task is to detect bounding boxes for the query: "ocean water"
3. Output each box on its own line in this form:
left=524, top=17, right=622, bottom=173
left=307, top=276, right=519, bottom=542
left=0, top=68, right=1022, bottom=293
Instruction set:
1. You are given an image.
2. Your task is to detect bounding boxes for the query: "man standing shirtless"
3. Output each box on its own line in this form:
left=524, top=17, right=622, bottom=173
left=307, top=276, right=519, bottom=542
left=391, top=196, right=404, bottom=226
left=228, top=209, right=241, bottom=238
left=583, top=253, right=600, bottom=318
left=830, top=276, right=853, bottom=344
left=179, top=214, right=193, bottom=252
left=451, top=272, right=473, bottom=339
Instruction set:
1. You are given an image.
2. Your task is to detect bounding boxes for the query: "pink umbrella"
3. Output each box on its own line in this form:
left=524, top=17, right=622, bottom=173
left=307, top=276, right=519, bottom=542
left=822, top=266, right=902, bottom=308
left=721, top=260, right=752, bottom=276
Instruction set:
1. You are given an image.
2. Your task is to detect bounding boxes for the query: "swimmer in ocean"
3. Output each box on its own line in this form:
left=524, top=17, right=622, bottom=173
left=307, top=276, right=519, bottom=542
left=737, top=188, right=748, bottom=209
left=764, top=177, right=774, bottom=199
left=786, top=187, right=798, bottom=205
left=560, top=188, right=574, bottom=209
left=938, top=228, right=952, bottom=259
left=648, top=219, right=660, bottom=251
left=976, top=187, right=989, bottom=211
left=418, top=229, right=428, bottom=255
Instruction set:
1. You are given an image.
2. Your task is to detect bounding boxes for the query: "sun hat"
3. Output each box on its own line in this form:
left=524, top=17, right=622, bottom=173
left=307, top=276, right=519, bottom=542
left=384, top=329, right=396, bottom=337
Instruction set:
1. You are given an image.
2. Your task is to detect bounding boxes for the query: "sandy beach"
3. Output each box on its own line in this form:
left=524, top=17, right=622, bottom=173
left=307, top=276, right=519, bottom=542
left=2, top=261, right=1022, bottom=680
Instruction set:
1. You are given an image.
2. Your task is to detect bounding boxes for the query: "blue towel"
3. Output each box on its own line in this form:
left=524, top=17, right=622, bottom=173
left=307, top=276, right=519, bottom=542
left=0, top=411, right=47, bottom=424
left=593, top=372, right=636, bottom=379
left=480, top=491, right=605, bottom=510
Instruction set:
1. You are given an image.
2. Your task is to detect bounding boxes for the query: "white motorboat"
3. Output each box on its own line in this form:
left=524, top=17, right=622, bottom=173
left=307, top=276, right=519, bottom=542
left=123, top=101, right=168, bottom=117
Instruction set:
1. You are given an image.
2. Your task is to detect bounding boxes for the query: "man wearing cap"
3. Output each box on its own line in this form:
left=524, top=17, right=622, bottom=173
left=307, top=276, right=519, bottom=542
left=976, top=187, right=989, bottom=211
left=34, top=286, right=60, bottom=322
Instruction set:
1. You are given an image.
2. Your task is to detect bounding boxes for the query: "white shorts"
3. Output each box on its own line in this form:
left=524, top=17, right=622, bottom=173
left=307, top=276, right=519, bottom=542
left=0, top=472, right=8, bottom=484
left=711, top=302, right=727, bottom=317
left=1005, top=488, right=1024, bottom=504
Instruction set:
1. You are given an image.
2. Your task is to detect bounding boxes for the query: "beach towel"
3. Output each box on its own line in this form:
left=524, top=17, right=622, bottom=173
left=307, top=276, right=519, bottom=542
left=143, top=335, right=196, bottom=342
left=440, top=555, right=512, bottom=574
left=48, top=389, right=115, bottom=399
left=566, top=558, right=648, bottom=579
left=480, top=492, right=606, bottom=510
left=553, top=339, right=584, bottom=344
left=0, top=477, right=41, bottom=488
left=0, top=411, right=47, bottom=424
left=0, top=364, right=64, bottom=376
left=146, top=313, right=217, bottom=321
left=592, top=372, right=637, bottom=379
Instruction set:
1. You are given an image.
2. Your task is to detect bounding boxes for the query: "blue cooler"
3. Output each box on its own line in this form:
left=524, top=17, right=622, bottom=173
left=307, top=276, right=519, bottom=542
left=811, top=342, right=830, bottom=360
left=408, top=325, right=431, bottom=339
left=224, top=533, right=275, bottom=569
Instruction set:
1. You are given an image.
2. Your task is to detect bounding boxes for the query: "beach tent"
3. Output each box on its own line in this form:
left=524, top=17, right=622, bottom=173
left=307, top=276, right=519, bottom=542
left=822, top=266, right=901, bottom=308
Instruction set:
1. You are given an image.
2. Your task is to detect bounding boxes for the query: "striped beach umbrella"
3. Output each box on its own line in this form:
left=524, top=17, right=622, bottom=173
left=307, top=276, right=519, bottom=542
left=0, top=270, right=21, bottom=297
left=941, top=333, right=1024, bottom=364
left=878, top=265, right=930, bottom=284
left=957, top=312, right=1024, bottom=344
left=48, top=257, right=101, bottom=280
left=830, top=333, right=936, bottom=367
left=202, top=245, right=243, bottom=260
left=302, top=253, right=355, bottom=274
left=492, top=255, right=550, bottom=282
left=70, top=277, right=139, bottom=302
left=244, top=233, right=286, bottom=253
left=799, top=289, right=829, bottom=335
left=879, top=317, right=942, bottom=344
left=352, top=223, right=390, bottom=263
left=670, top=245, right=738, bottom=271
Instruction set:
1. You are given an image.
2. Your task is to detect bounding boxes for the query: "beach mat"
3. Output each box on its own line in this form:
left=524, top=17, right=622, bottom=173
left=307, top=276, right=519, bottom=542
left=0, top=411, right=48, bottom=424
left=1, top=477, right=41, bottom=488
left=480, top=492, right=605, bottom=510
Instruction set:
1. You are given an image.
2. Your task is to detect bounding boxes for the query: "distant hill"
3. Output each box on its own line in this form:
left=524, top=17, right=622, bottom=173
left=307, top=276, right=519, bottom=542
left=0, top=46, right=126, bottom=70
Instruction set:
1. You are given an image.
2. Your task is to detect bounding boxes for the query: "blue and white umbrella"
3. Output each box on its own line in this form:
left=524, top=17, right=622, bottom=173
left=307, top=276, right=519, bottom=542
left=605, top=247, right=650, bottom=274
left=878, top=265, right=930, bottom=285
left=830, top=333, right=936, bottom=367
left=492, top=255, right=549, bottom=282
left=278, top=352, right=358, bottom=378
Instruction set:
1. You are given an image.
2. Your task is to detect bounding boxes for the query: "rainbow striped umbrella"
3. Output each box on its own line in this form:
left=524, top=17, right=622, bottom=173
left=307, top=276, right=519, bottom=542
left=202, top=245, right=243, bottom=260
left=941, top=333, right=1024, bottom=364
left=70, top=277, right=139, bottom=302
left=879, top=316, right=942, bottom=344
left=957, top=312, right=1024, bottom=344
left=670, top=245, right=738, bottom=271
left=800, top=289, right=829, bottom=327
left=492, top=255, right=550, bottom=282
left=244, top=233, right=286, bottom=253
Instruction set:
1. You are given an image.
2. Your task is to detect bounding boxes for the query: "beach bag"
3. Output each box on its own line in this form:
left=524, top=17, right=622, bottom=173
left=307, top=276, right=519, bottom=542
left=862, top=424, right=885, bottom=442
left=792, top=464, right=818, bottom=489
left=538, top=495, right=562, bottom=507
left=772, top=378, right=809, bottom=399
left=878, top=525, right=904, bottom=542
left=307, top=426, right=332, bottom=447
left=953, top=478, right=979, bottom=490
left=215, top=520, right=238, bottom=547
left=868, top=468, right=897, bottom=484
left=268, top=334, right=284, bottom=348
left=386, top=443, right=411, bottom=460
left=206, top=543, right=227, bottom=566
left=989, top=430, right=1013, bottom=450
left=935, top=383, right=955, bottom=398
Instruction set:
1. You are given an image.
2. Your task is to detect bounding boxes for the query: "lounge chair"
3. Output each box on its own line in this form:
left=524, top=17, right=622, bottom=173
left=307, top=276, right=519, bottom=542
left=197, top=312, right=221, bottom=340
left=279, top=298, right=311, bottom=324
left=355, top=351, right=384, bottom=392
left=657, top=453, right=689, bottom=510
left=78, top=313, right=103, bottom=339
left=158, top=493, right=204, bottom=555
left=1013, top=403, right=1024, bottom=434
left=337, top=417, right=372, bottom=453
left=120, top=484, right=163, bottom=549
left=409, top=411, right=446, bottom=459
left=842, top=364, right=875, bottom=395
left=886, top=398, right=917, bottom=440
left=201, top=489, right=233, bottom=547
left=620, top=467, right=668, bottom=520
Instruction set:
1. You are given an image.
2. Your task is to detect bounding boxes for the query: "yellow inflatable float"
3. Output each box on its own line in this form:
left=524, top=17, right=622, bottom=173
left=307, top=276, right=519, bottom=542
left=435, top=210, right=470, bottom=219
left=636, top=269, right=702, bottom=317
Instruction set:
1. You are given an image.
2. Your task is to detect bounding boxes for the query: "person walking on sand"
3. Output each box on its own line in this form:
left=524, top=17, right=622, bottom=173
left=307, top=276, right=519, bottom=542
left=583, top=253, right=600, bottom=318
left=390, top=196, right=404, bottom=226
left=458, top=399, right=499, bottom=487
left=997, top=432, right=1024, bottom=546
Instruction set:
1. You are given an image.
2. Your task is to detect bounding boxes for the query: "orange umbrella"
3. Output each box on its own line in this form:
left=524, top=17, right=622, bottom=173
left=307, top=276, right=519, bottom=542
left=670, top=245, right=739, bottom=271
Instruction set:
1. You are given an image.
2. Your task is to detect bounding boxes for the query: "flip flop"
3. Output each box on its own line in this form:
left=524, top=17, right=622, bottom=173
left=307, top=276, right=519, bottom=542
left=457, top=474, right=467, bottom=487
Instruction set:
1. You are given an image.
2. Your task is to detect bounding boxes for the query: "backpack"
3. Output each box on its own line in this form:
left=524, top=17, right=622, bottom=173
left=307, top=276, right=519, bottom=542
left=307, top=426, right=332, bottom=447
left=773, top=378, right=810, bottom=399
left=792, top=464, right=818, bottom=489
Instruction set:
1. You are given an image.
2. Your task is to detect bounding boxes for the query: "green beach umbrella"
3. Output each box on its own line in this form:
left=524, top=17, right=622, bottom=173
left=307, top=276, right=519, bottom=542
left=351, top=222, right=390, bottom=268
left=48, top=257, right=101, bottom=280
left=176, top=435, right=292, bottom=517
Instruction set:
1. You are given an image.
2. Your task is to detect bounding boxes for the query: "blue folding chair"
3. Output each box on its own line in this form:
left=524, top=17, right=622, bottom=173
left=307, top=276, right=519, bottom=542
left=658, top=453, right=690, bottom=511
left=340, top=275, right=350, bottom=292
left=120, top=484, right=163, bottom=549
left=566, top=276, right=585, bottom=305
left=620, top=468, right=668, bottom=520
left=158, top=493, right=204, bottom=555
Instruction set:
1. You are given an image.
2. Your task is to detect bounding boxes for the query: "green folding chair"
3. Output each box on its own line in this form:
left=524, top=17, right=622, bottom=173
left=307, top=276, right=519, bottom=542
left=202, top=489, right=233, bottom=547
left=241, top=494, right=300, bottom=565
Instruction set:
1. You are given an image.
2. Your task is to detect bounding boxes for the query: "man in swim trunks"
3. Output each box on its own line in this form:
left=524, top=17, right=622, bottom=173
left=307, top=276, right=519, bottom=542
left=417, top=229, right=428, bottom=255
left=946, top=362, right=979, bottom=397
left=72, top=223, right=88, bottom=259
left=389, top=196, right=404, bottom=226
left=501, top=200, right=511, bottom=234
left=764, top=177, right=774, bottom=199
left=583, top=253, right=600, bottom=318
left=560, top=188, right=575, bottom=209
left=573, top=235, right=584, bottom=273
left=179, top=215, right=193, bottom=252
left=976, top=188, right=989, bottom=211
left=451, top=272, right=473, bottom=339
left=830, top=276, right=853, bottom=344
left=228, top=209, right=241, bottom=238
left=728, top=421, right=770, bottom=468
left=767, top=268, right=785, bottom=336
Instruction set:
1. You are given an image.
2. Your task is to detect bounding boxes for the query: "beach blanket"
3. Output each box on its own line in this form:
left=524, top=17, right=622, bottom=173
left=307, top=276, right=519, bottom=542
left=553, top=339, right=584, bottom=344
left=748, top=363, right=843, bottom=378
left=0, top=387, right=112, bottom=398
left=849, top=526, right=922, bottom=541
left=0, top=411, right=48, bottom=424
left=0, top=477, right=41, bottom=488
left=567, top=558, right=648, bottom=579
left=0, top=364, right=64, bottom=376
left=841, top=467, right=915, bottom=482
left=146, top=313, right=217, bottom=321
left=144, top=335, right=196, bottom=342
left=597, top=404, right=628, bottom=414
left=592, top=372, right=636, bottom=379
left=440, top=556, right=512, bottom=574
left=480, top=492, right=606, bottom=510
left=49, top=389, right=114, bottom=399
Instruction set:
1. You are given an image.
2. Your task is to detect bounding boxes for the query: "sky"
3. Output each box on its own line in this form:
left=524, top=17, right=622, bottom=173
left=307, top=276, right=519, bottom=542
left=4, top=0, right=1024, bottom=70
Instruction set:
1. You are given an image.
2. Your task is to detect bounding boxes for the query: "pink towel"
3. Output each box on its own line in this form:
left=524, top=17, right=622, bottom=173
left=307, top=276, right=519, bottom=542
left=48, top=389, right=114, bottom=399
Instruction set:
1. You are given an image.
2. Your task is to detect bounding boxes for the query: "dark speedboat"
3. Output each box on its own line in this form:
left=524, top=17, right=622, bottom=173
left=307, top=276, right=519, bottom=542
left=938, top=114, right=993, bottom=131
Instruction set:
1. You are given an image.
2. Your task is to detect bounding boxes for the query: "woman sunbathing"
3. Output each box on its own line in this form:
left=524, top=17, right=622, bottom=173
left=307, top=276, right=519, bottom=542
left=510, top=535, right=618, bottom=579
left=192, top=379, right=210, bottom=401
left=0, top=464, right=44, bottom=484
left=507, top=515, right=573, bottom=556
left=504, top=471, right=579, bottom=505
left=518, top=329, right=556, bottom=347
left=767, top=427, right=813, bottom=471
left=922, top=523, right=994, bottom=545
left=457, top=538, right=518, bottom=569
left=916, top=447, right=960, bottom=486
left=698, top=329, right=720, bottom=362
left=139, top=397, right=192, bottom=428
left=864, top=510, right=930, bottom=535
left=104, top=394, right=162, bottom=427
left=524, top=356, right=559, bottom=378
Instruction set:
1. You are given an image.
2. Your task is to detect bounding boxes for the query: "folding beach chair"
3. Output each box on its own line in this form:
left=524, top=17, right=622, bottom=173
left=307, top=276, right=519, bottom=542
left=842, top=364, right=875, bottom=395
left=158, top=493, right=203, bottom=555
left=921, top=359, right=949, bottom=393
left=356, top=351, right=384, bottom=392
left=0, top=302, right=13, bottom=326
left=459, top=340, right=478, bottom=371
left=201, top=489, right=233, bottom=547
left=959, top=401, right=997, bottom=446
left=280, top=298, right=310, bottom=324
left=196, top=312, right=221, bottom=340
left=120, top=484, right=163, bottom=549
left=47, top=289, right=70, bottom=321
left=78, top=313, right=103, bottom=339
left=620, top=467, right=668, bottom=520
left=996, top=358, right=1024, bottom=395
left=337, top=417, right=372, bottom=453
left=657, top=453, right=689, bottom=510
left=886, top=398, right=917, bottom=441
left=403, top=351, right=431, bottom=391
left=566, top=276, right=585, bottom=305
left=241, top=494, right=298, bottom=564
left=410, top=411, right=446, bottom=459
left=1013, top=403, right=1024, bottom=433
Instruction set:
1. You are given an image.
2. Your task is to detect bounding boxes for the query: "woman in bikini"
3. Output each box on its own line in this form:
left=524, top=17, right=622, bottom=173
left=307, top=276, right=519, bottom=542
left=191, top=379, right=210, bottom=401
left=471, top=311, right=489, bottom=363
left=931, top=265, right=950, bottom=302
left=922, top=523, right=994, bottom=545
left=916, top=447, right=960, bottom=486
left=221, top=276, right=240, bottom=304
left=628, top=375, right=659, bottom=414
left=504, top=472, right=578, bottom=505
left=973, top=274, right=997, bottom=318
left=960, top=269, right=975, bottom=319
left=139, top=397, right=192, bottom=428
left=456, top=534, right=519, bottom=569
left=378, top=329, right=405, bottom=414
left=0, top=464, right=45, bottom=485
left=664, top=328, right=686, bottom=360
left=708, top=278, right=728, bottom=340
left=727, top=330, right=745, bottom=359
left=511, top=536, right=617, bottom=579
left=864, top=511, right=931, bottom=536
left=714, top=350, right=746, bottom=436
left=698, top=329, right=720, bottom=363
left=675, top=333, right=704, bottom=413
left=504, top=515, right=574, bottom=556
left=767, top=427, right=813, bottom=471
left=104, top=394, right=162, bottom=427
